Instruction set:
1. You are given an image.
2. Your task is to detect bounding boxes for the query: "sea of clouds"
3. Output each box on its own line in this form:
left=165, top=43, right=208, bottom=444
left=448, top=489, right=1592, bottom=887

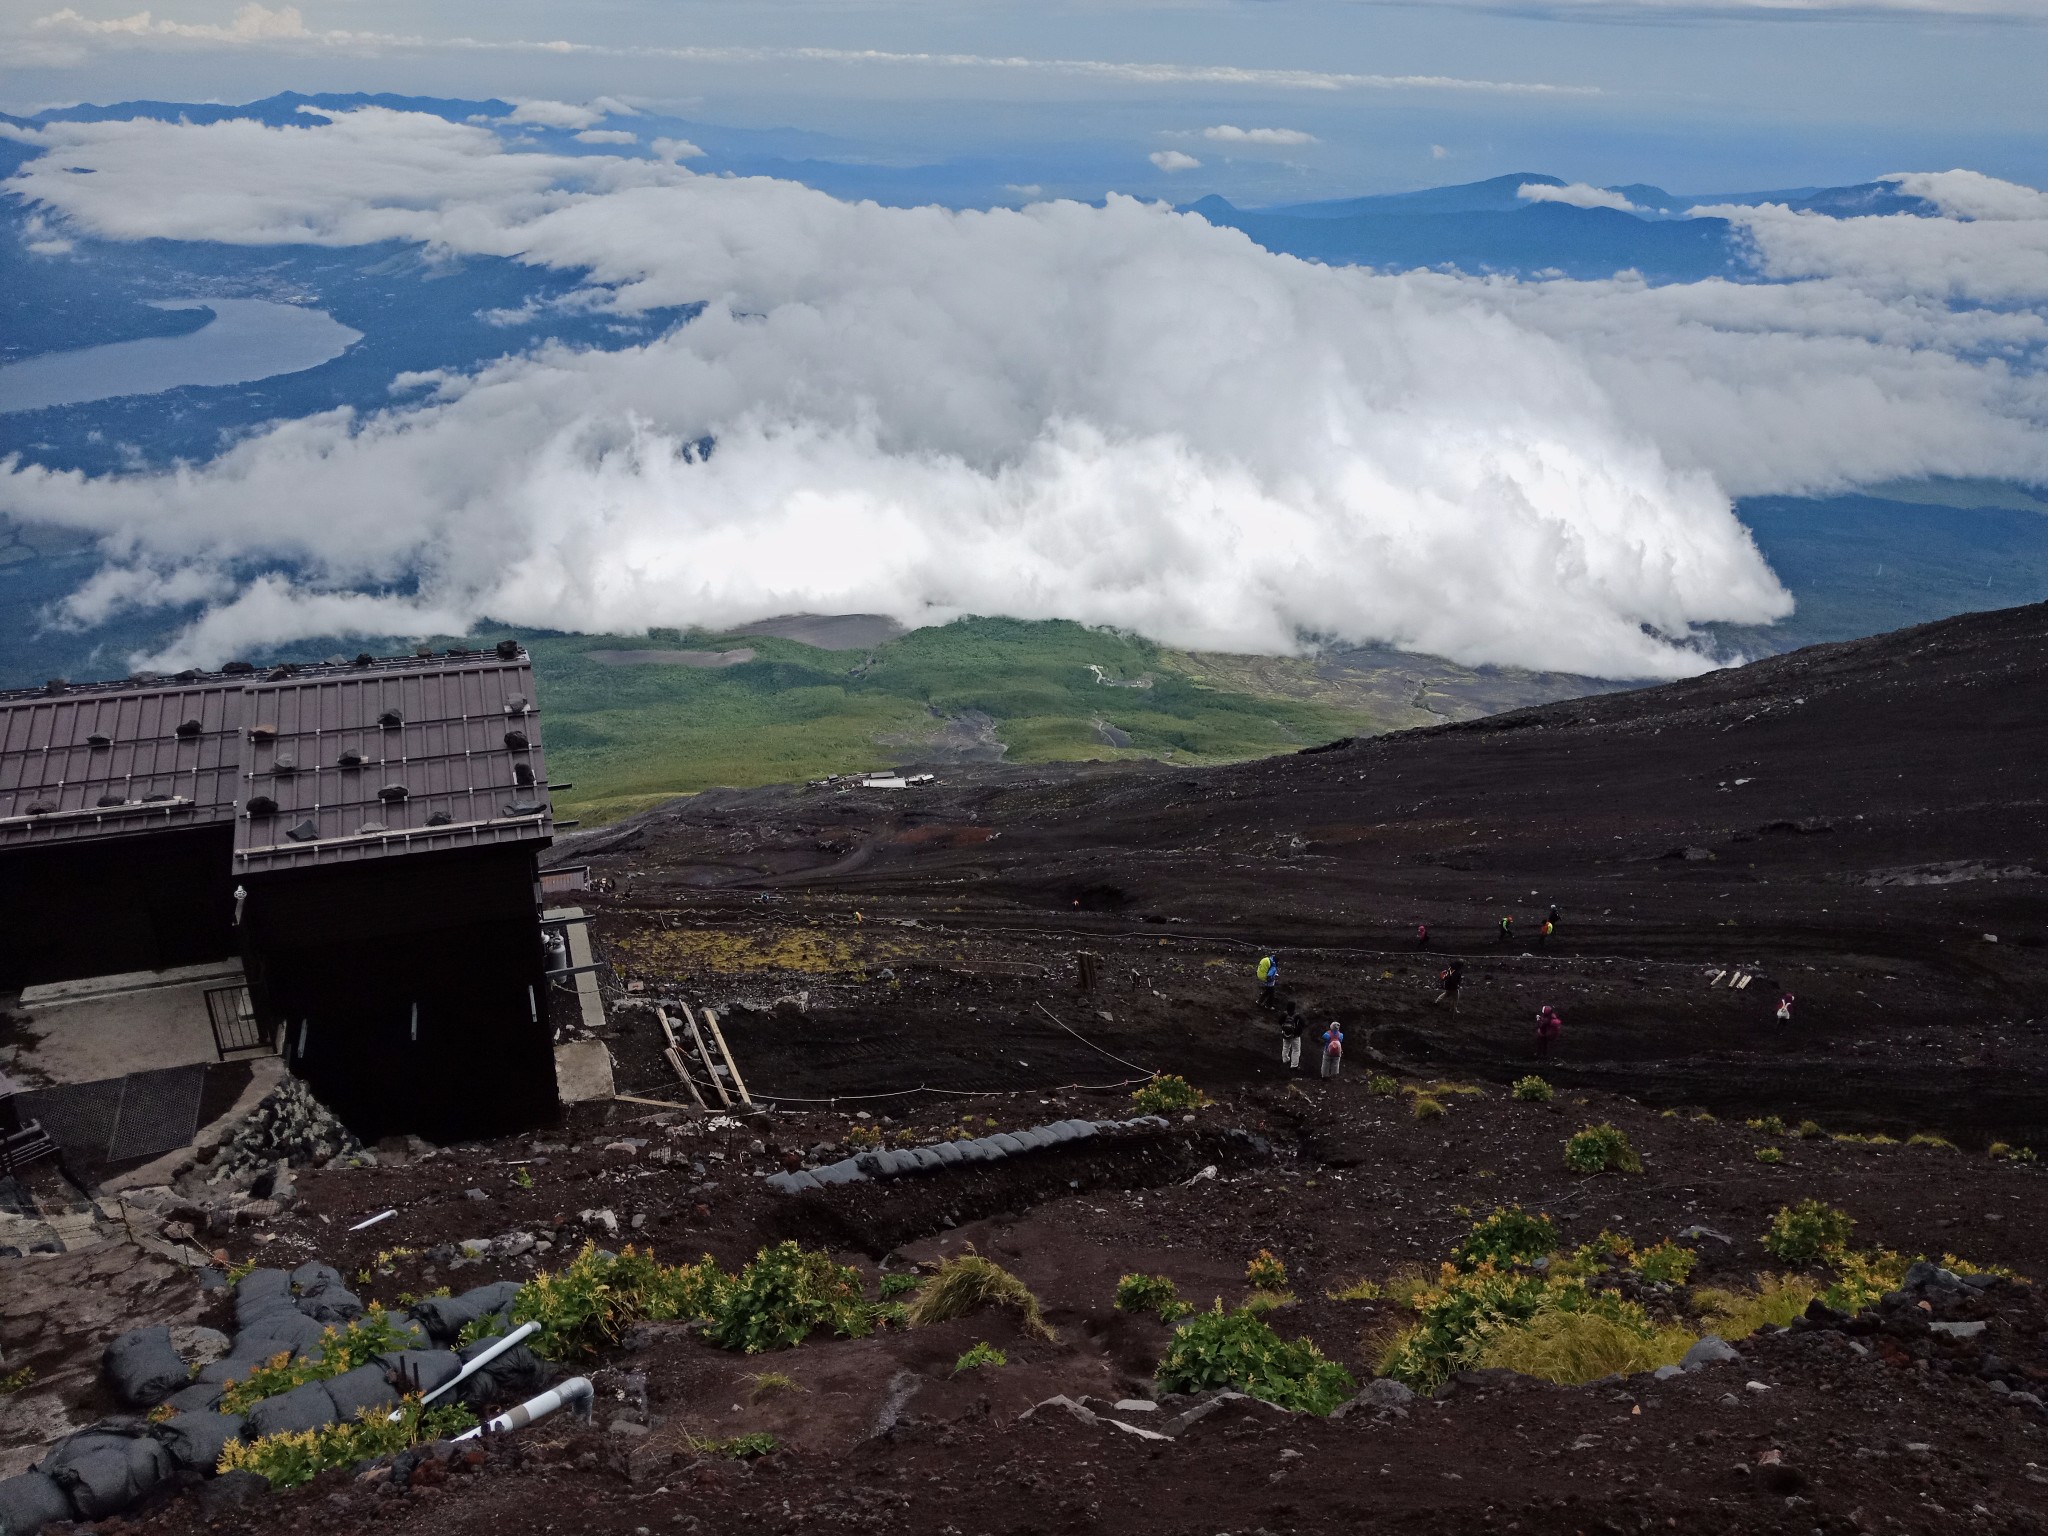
left=2, top=106, right=2047, bottom=676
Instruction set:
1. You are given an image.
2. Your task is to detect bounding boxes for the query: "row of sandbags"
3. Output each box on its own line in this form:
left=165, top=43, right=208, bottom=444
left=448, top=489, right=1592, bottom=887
left=0, top=1268, right=540, bottom=1536
left=764, top=1114, right=1169, bottom=1195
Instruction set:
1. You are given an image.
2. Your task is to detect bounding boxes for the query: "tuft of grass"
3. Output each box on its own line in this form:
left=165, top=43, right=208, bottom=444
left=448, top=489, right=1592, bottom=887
left=1760, top=1200, right=1854, bottom=1263
left=1512, top=1076, right=1554, bottom=1103
left=0, top=1366, right=35, bottom=1394
left=1793, top=1120, right=1824, bottom=1139
left=746, top=1371, right=803, bottom=1400
left=1694, top=1275, right=1823, bottom=1339
left=1989, top=1142, right=2039, bottom=1163
left=1941, top=1254, right=2027, bottom=1283
left=1745, top=1115, right=1787, bottom=1135
left=908, top=1249, right=1055, bottom=1340
left=687, top=1432, right=779, bottom=1459
left=1412, top=1096, right=1447, bottom=1122
left=1907, top=1133, right=1957, bottom=1151
left=1754, top=1147, right=1784, bottom=1164
left=1475, top=1308, right=1695, bottom=1386
left=1326, top=1277, right=1383, bottom=1302
left=1131, top=1074, right=1208, bottom=1115
left=1563, top=1124, right=1642, bottom=1175
left=953, top=1341, right=1008, bottom=1374
left=1692, top=1112, right=1718, bottom=1124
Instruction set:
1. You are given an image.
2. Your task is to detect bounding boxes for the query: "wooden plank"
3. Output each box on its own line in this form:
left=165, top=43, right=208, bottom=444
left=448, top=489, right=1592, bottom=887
left=702, top=1008, right=754, bottom=1108
left=663, top=1045, right=707, bottom=1110
left=615, top=1093, right=699, bottom=1112
left=678, top=1002, right=734, bottom=1110
left=655, top=1006, right=680, bottom=1050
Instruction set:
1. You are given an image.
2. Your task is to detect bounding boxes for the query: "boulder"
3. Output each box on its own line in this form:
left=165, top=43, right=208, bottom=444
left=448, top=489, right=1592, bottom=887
left=1682, top=1336, right=1742, bottom=1372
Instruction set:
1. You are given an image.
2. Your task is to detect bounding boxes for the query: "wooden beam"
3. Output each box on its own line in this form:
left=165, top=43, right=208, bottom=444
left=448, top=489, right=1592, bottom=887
left=702, top=1008, right=753, bottom=1108
left=678, top=1002, right=734, bottom=1110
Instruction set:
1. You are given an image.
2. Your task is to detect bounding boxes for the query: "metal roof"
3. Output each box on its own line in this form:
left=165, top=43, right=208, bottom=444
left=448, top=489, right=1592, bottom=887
left=0, top=647, right=554, bottom=866
left=233, top=655, right=553, bottom=873
left=0, top=681, right=246, bottom=847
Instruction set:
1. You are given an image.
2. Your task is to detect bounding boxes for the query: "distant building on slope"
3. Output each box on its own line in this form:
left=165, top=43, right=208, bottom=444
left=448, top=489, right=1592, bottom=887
left=0, top=643, right=563, bottom=1142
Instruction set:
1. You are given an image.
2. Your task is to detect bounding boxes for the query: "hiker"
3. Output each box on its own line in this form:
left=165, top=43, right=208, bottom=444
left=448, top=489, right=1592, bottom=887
left=1538, top=918, right=1554, bottom=951
left=1256, top=954, right=1280, bottom=1009
left=1776, top=992, right=1795, bottom=1023
left=1415, top=923, right=1430, bottom=950
left=1497, top=915, right=1514, bottom=946
left=1433, top=960, right=1465, bottom=1012
left=1534, top=1005, right=1563, bottom=1060
left=1547, top=902, right=1561, bottom=929
left=1279, top=1002, right=1306, bottom=1069
left=1320, top=1021, right=1344, bottom=1078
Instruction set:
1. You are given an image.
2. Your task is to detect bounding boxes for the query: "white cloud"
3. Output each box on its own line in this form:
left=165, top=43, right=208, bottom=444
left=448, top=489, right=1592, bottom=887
left=650, top=137, right=705, bottom=162
left=506, top=99, right=605, bottom=130
left=575, top=129, right=638, bottom=145
left=7, top=111, right=2048, bottom=680
left=1431, top=145, right=1452, bottom=160
left=1518, top=181, right=1639, bottom=212
left=32, top=3, right=312, bottom=43
left=1149, top=149, right=1201, bottom=173
left=1202, top=126, right=1318, bottom=147
left=1881, top=169, right=2048, bottom=222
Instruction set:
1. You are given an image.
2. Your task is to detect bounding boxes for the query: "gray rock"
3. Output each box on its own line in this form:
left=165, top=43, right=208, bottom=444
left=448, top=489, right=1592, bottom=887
left=1902, top=1261, right=1966, bottom=1292
left=1930, top=1320, right=1987, bottom=1339
left=1683, top=1336, right=1742, bottom=1372
left=1653, top=1364, right=1685, bottom=1381
left=1022, top=1395, right=1099, bottom=1426
left=170, top=1326, right=233, bottom=1368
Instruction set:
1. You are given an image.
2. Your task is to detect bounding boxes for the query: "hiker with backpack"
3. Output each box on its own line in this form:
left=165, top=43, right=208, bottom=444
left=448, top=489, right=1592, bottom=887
left=1320, top=1021, right=1344, bottom=1078
left=1279, top=1001, right=1306, bottom=1069
left=1433, top=960, right=1465, bottom=1012
left=1415, top=923, right=1430, bottom=950
left=1776, top=992, right=1795, bottom=1023
left=1534, top=1005, right=1563, bottom=1060
left=1497, top=915, right=1515, bottom=946
left=1255, top=953, right=1280, bottom=1010
left=1538, top=918, right=1554, bottom=951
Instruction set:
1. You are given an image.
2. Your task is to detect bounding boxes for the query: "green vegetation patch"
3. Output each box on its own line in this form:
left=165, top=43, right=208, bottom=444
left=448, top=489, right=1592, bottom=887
left=1156, top=1304, right=1355, bottom=1414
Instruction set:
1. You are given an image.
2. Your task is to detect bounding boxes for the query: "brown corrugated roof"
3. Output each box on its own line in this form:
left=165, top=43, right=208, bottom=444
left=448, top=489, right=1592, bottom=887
left=232, top=656, right=552, bottom=873
left=0, top=648, right=554, bottom=866
left=0, top=682, right=245, bottom=847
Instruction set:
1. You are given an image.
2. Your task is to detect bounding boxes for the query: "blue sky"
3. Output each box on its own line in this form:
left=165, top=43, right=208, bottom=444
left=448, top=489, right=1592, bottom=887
left=4, top=0, right=2045, bottom=200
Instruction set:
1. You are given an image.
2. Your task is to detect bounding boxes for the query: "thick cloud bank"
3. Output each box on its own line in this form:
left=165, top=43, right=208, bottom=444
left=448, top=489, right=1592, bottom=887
left=4, top=111, right=2047, bottom=675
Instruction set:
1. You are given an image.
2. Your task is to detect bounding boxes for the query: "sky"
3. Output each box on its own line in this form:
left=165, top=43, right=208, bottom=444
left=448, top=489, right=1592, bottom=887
left=0, top=2, right=2044, bottom=678
left=3, top=0, right=2047, bottom=199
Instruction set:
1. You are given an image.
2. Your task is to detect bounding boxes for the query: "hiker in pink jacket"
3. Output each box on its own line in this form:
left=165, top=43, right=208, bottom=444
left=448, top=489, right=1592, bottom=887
left=1534, top=1005, right=1563, bottom=1060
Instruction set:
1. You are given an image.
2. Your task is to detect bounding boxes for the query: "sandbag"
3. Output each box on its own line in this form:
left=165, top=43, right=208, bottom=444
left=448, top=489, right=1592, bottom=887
left=410, top=1281, right=522, bottom=1344
left=289, top=1261, right=346, bottom=1294
left=163, top=1380, right=226, bottom=1414
left=379, top=1349, right=462, bottom=1397
left=238, top=1311, right=329, bottom=1357
left=451, top=1342, right=545, bottom=1407
left=232, top=1270, right=292, bottom=1328
left=297, top=1285, right=366, bottom=1327
left=242, top=1381, right=338, bottom=1439
left=151, top=1412, right=245, bottom=1474
left=0, top=1470, right=73, bottom=1536
left=321, top=1364, right=399, bottom=1421
left=103, top=1326, right=192, bottom=1408
left=38, top=1427, right=173, bottom=1520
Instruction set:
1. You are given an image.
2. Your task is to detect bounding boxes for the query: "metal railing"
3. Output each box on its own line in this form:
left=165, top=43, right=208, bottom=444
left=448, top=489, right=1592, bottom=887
left=205, top=983, right=275, bottom=1059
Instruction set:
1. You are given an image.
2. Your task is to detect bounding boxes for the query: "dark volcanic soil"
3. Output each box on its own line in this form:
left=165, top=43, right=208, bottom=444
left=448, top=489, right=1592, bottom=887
left=18, top=603, right=2048, bottom=1536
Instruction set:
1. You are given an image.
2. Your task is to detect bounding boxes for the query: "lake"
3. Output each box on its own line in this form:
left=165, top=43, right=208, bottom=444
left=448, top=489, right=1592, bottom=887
left=0, top=299, right=362, bottom=414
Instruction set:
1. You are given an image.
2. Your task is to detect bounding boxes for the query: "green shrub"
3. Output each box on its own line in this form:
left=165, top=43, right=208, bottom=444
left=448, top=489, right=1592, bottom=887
left=708, top=1242, right=871, bottom=1354
left=1760, top=1200, right=1854, bottom=1263
left=1820, top=1249, right=1908, bottom=1314
left=1451, top=1208, right=1559, bottom=1272
left=1630, top=1240, right=1698, bottom=1286
left=1376, top=1264, right=1546, bottom=1389
left=1941, top=1253, right=2027, bottom=1282
left=1114, top=1272, right=1191, bottom=1322
left=1563, top=1124, right=1642, bottom=1175
left=1512, top=1076, right=1554, bottom=1103
left=1155, top=1304, right=1355, bottom=1414
left=510, top=1243, right=729, bottom=1359
left=746, top=1371, right=802, bottom=1399
left=1246, top=1250, right=1290, bottom=1292
left=1744, top=1115, right=1787, bottom=1136
left=1754, top=1147, right=1784, bottom=1164
left=217, top=1398, right=476, bottom=1489
left=1131, top=1075, right=1207, bottom=1114
left=908, top=1250, right=1054, bottom=1340
left=1694, top=1275, right=1820, bottom=1338
left=878, top=1272, right=922, bottom=1300
left=953, top=1341, right=1008, bottom=1373
left=1411, top=1096, right=1446, bottom=1122
left=1367, top=1075, right=1400, bottom=1096
left=1794, top=1120, right=1825, bottom=1140
left=1990, top=1142, right=2038, bottom=1163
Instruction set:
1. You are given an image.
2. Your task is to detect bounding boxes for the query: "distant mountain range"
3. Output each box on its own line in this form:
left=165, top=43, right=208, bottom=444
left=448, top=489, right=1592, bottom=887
left=1180, top=171, right=1945, bottom=282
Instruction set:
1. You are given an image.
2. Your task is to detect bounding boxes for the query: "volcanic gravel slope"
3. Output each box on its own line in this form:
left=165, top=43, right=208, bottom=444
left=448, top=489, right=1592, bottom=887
left=22, top=602, right=2048, bottom=1536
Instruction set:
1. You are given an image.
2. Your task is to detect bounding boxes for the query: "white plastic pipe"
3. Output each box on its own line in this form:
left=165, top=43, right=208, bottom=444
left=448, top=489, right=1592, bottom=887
left=389, top=1320, right=540, bottom=1420
left=451, top=1376, right=593, bottom=1441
